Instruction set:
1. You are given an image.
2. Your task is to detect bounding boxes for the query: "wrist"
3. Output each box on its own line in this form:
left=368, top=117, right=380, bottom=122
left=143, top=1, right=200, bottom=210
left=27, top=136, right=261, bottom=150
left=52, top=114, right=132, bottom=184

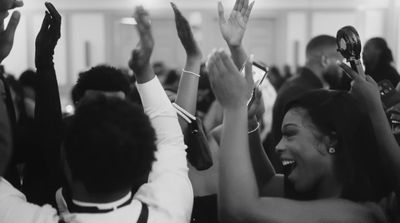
left=248, top=117, right=258, bottom=130
left=134, top=64, right=156, bottom=84
left=228, top=44, right=243, bottom=51
left=186, top=55, right=202, bottom=67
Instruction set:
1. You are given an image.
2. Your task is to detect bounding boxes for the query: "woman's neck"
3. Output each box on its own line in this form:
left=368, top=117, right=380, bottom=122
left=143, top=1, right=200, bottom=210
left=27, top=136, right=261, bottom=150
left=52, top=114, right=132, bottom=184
left=316, top=175, right=343, bottom=199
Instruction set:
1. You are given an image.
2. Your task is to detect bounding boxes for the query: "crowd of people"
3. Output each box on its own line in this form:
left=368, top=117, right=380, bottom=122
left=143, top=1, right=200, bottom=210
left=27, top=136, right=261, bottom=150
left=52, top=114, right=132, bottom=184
left=0, top=0, right=398, bottom=222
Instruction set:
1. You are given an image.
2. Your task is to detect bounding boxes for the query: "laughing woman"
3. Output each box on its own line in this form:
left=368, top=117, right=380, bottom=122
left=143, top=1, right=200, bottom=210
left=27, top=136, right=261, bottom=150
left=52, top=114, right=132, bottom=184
left=207, top=50, right=393, bottom=223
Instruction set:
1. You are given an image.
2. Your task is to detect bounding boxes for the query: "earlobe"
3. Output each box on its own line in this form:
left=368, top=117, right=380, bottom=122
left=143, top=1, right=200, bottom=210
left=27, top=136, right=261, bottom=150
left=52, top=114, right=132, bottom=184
left=327, top=131, right=338, bottom=154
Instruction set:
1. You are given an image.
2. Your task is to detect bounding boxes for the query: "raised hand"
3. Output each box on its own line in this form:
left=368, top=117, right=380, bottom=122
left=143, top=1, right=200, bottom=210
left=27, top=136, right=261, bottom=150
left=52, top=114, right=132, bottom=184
left=339, top=62, right=381, bottom=111
left=35, top=2, right=61, bottom=69
left=218, top=0, right=254, bottom=47
left=207, top=50, right=253, bottom=109
left=0, top=0, right=23, bottom=11
left=128, top=6, right=154, bottom=82
left=171, top=2, right=202, bottom=60
left=0, top=10, right=20, bottom=63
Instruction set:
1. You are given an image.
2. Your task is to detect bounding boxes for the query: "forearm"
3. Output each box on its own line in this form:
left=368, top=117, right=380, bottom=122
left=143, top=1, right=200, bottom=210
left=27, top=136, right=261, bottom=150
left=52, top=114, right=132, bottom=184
left=175, top=56, right=202, bottom=130
left=35, top=65, right=62, bottom=124
left=219, top=107, right=258, bottom=213
left=228, top=45, right=248, bottom=70
left=135, top=64, right=155, bottom=84
left=248, top=118, right=276, bottom=194
left=35, top=64, right=63, bottom=177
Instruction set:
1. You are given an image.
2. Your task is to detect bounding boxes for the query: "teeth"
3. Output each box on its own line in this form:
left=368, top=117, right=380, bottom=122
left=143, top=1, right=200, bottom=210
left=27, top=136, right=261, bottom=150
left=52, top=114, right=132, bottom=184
left=282, top=160, right=295, bottom=166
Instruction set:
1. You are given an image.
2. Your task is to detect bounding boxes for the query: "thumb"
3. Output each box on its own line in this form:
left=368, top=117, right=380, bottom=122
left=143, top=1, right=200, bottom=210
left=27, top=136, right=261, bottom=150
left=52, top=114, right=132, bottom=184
left=244, top=55, right=254, bottom=86
left=5, top=11, right=20, bottom=42
left=218, top=1, right=226, bottom=25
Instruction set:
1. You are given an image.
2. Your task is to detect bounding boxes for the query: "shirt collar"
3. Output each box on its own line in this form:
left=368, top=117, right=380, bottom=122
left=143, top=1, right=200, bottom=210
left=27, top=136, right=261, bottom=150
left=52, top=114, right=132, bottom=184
left=72, top=191, right=132, bottom=211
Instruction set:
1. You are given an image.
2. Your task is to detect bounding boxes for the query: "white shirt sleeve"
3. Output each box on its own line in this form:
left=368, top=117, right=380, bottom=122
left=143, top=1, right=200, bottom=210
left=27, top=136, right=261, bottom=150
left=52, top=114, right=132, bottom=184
left=0, top=177, right=60, bottom=223
left=134, top=77, right=193, bottom=223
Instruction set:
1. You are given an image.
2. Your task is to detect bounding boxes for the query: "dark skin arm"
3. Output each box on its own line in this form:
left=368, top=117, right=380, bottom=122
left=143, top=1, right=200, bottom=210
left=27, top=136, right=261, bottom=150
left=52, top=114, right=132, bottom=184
left=129, top=6, right=155, bottom=83
left=171, top=2, right=202, bottom=131
left=34, top=2, right=63, bottom=189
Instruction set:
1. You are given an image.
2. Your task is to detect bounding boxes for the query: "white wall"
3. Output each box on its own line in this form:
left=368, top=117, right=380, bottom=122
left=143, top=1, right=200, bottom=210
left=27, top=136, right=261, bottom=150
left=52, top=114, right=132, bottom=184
left=2, top=0, right=398, bottom=106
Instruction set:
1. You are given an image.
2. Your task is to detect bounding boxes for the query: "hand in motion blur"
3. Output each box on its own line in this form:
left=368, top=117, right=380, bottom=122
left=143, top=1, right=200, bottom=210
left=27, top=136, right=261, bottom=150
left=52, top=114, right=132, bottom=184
left=171, top=2, right=202, bottom=60
left=218, top=0, right=254, bottom=47
left=0, top=10, right=20, bottom=63
left=0, top=0, right=22, bottom=11
left=35, top=2, right=61, bottom=68
left=207, top=50, right=253, bottom=109
left=129, top=6, right=154, bottom=81
left=339, top=62, right=381, bottom=111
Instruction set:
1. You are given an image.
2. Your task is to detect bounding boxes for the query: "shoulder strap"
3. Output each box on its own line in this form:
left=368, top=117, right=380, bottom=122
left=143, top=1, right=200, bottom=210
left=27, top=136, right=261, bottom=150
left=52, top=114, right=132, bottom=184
left=137, top=202, right=149, bottom=223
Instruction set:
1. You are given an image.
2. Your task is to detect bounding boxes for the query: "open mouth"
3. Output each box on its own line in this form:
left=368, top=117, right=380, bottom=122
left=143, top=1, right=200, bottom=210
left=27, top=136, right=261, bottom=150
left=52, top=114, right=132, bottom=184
left=282, top=159, right=297, bottom=176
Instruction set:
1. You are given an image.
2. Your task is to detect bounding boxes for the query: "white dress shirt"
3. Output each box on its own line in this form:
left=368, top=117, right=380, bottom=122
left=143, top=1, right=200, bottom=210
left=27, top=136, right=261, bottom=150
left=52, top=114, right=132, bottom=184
left=0, top=76, right=193, bottom=223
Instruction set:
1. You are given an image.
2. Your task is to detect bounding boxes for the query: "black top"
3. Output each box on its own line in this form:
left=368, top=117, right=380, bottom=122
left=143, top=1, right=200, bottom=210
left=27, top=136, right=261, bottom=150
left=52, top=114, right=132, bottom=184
left=191, top=195, right=219, bottom=223
left=266, top=68, right=323, bottom=173
left=367, top=64, right=400, bottom=87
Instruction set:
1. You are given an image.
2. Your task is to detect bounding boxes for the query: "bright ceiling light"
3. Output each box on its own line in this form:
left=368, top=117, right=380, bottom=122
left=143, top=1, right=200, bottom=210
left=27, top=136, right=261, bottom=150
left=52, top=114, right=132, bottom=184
left=120, top=17, right=137, bottom=25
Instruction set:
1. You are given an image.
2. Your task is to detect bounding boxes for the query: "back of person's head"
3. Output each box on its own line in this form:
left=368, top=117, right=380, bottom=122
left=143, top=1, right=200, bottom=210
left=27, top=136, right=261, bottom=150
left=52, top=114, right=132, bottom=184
left=285, top=90, right=391, bottom=202
left=19, top=69, right=37, bottom=89
left=363, top=37, right=394, bottom=70
left=306, top=35, right=337, bottom=58
left=64, top=95, right=156, bottom=194
left=306, top=35, right=343, bottom=86
left=164, top=69, right=180, bottom=91
left=19, top=69, right=37, bottom=101
left=73, top=65, right=130, bottom=104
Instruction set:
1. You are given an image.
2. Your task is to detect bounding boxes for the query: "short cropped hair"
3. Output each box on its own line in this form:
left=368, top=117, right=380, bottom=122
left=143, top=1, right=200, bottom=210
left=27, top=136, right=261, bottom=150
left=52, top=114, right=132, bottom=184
left=64, top=95, right=156, bottom=194
left=19, top=69, right=37, bottom=89
left=306, top=35, right=337, bottom=58
left=73, top=65, right=130, bottom=103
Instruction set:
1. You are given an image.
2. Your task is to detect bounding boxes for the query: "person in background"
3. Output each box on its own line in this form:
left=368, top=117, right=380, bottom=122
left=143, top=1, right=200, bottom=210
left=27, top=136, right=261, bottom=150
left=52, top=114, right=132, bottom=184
left=363, top=37, right=400, bottom=86
left=71, top=65, right=130, bottom=106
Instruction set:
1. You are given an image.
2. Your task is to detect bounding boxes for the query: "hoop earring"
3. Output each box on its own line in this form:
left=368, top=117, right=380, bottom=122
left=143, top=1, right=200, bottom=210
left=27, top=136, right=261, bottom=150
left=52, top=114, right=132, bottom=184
left=328, top=147, right=336, bottom=154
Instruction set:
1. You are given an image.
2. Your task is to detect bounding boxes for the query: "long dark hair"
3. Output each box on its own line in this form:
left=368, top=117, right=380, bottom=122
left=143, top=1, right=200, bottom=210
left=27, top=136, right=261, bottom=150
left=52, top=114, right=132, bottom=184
left=283, top=89, right=391, bottom=202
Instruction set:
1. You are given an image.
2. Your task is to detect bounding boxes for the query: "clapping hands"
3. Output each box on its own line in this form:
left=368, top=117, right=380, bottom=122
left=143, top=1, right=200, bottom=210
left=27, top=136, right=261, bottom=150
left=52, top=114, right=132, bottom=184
left=218, top=0, right=254, bottom=48
left=0, top=1, right=21, bottom=63
left=171, top=2, right=202, bottom=60
left=129, top=6, right=154, bottom=82
left=207, top=50, right=254, bottom=109
left=35, top=2, right=61, bottom=69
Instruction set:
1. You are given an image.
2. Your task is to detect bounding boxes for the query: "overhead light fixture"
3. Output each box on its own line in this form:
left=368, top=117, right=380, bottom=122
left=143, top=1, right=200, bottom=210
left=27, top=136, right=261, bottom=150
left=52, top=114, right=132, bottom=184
left=120, top=17, right=137, bottom=25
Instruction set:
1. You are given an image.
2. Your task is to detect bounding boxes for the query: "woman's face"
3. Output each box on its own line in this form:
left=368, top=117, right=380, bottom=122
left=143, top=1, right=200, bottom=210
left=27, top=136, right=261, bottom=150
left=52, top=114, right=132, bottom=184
left=276, top=108, right=335, bottom=193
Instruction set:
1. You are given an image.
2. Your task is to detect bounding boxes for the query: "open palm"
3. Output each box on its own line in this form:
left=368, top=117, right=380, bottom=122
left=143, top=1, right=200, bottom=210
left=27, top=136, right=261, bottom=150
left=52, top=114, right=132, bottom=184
left=218, top=0, right=254, bottom=47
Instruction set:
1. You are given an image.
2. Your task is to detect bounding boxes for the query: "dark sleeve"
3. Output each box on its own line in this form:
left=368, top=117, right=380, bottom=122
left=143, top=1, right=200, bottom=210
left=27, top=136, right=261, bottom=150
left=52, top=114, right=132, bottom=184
left=34, top=63, right=63, bottom=184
